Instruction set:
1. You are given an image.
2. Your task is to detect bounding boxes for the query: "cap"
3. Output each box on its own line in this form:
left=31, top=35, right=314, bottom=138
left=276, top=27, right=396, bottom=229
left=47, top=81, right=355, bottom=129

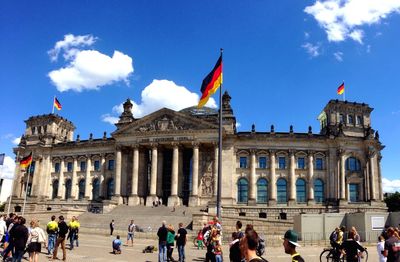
left=283, top=229, right=300, bottom=247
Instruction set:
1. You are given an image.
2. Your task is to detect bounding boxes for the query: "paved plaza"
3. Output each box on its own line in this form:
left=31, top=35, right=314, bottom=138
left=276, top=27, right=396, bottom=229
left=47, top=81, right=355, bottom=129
left=25, top=233, right=379, bottom=262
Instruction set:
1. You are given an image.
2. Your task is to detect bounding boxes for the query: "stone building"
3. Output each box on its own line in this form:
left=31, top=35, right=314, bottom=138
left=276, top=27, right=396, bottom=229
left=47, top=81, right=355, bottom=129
left=10, top=92, right=386, bottom=216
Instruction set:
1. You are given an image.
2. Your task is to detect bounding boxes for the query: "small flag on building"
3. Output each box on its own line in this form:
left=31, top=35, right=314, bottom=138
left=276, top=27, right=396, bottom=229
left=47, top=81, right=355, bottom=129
left=20, top=153, right=32, bottom=169
left=337, top=82, right=345, bottom=95
left=198, top=55, right=223, bottom=108
left=0, top=153, right=5, bottom=166
left=54, top=97, right=62, bottom=110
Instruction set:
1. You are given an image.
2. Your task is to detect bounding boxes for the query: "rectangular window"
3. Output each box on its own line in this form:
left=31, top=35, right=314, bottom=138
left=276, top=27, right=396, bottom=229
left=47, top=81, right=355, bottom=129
left=80, top=161, right=86, bottom=172
left=349, top=184, right=359, bottom=202
left=55, top=162, right=60, bottom=173
left=356, top=115, right=362, bottom=125
left=348, top=115, right=354, bottom=124
left=67, top=162, right=73, bottom=172
left=94, top=160, right=100, bottom=171
left=239, top=157, right=247, bottom=168
left=339, top=114, right=344, bottom=123
left=297, top=157, right=305, bottom=169
left=259, top=157, right=267, bottom=169
left=278, top=157, right=286, bottom=169
left=108, top=159, right=115, bottom=170
left=316, top=158, right=323, bottom=170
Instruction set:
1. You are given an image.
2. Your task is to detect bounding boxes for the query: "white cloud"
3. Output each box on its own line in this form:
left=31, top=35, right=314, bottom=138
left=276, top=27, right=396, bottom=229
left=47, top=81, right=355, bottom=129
left=382, top=178, right=400, bottom=193
left=101, top=114, right=119, bottom=125
left=12, top=137, right=21, bottom=145
left=302, top=42, right=321, bottom=57
left=102, top=79, right=217, bottom=123
left=334, top=51, right=344, bottom=61
left=304, top=32, right=310, bottom=39
left=48, top=34, right=134, bottom=92
left=304, top=0, right=400, bottom=43
left=366, top=45, right=372, bottom=53
left=0, top=156, right=16, bottom=179
left=236, top=122, right=241, bottom=128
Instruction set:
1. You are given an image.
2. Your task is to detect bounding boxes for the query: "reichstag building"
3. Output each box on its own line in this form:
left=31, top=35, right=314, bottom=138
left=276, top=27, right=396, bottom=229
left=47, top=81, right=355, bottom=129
left=10, top=91, right=386, bottom=215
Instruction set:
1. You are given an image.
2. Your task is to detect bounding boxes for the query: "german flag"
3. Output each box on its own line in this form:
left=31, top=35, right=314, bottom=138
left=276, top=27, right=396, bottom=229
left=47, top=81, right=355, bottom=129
left=54, top=97, right=62, bottom=110
left=20, top=153, right=32, bottom=169
left=337, top=82, right=345, bottom=95
left=198, top=55, right=223, bottom=108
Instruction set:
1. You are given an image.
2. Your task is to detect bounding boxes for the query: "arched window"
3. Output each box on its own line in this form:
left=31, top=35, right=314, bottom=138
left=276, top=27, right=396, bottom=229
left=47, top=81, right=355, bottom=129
left=106, top=178, right=114, bottom=200
left=52, top=180, right=59, bottom=199
left=314, top=179, right=324, bottom=203
left=92, top=178, right=100, bottom=200
left=78, top=179, right=85, bottom=200
left=257, top=178, right=268, bottom=203
left=65, top=179, right=72, bottom=200
left=346, top=157, right=361, bottom=172
left=237, top=178, right=248, bottom=203
left=296, top=178, right=306, bottom=203
left=277, top=178, right=287, bottom=204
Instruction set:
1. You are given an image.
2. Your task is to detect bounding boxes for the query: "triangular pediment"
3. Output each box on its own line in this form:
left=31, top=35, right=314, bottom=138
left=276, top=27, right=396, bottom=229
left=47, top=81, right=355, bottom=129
left=112, top=108, right=219, bottom=136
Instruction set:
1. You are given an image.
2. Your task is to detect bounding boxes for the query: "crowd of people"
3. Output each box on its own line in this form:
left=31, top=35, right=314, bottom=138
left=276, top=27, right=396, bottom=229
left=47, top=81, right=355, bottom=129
left=0, top=213, right=80, bottom=262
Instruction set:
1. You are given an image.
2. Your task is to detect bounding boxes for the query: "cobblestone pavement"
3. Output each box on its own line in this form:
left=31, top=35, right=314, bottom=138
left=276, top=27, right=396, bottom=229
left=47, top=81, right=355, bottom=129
left=31, top=233, right=377, bottom=262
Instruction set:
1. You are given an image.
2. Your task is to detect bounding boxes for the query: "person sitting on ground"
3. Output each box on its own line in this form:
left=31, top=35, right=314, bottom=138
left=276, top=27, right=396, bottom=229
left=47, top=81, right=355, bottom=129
left=340, top=230, right=365, bottom=262
left=282, top=229, right=304, bottom=262
left=112, top=235, right=122, bottom=254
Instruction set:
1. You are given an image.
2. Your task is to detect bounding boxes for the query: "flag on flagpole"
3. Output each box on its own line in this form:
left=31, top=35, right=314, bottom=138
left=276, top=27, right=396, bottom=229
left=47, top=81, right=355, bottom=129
left=337, top=82, right=345, bottom=95
left=198, top=55, right=223, bottom=108
left=0, top=153, right=5, bottom=166
left=20, top=153, right=32, bottom=169
left=54, top=97, right=62, bottom=110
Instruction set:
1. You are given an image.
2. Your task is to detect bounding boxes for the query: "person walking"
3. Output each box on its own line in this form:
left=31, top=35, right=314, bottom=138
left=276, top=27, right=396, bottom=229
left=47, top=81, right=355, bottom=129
left=27, top=219, right=47, bottom=262
left=383, top=227, right=400, bottom=262
left=377, top=235, right=387, bottom=262
left=110, top=220, right=115, bottom=236
left=1, top=214, right=18, bottom=259
left=11, top=216, right=29, bottom=262
left=176, top=222, right=187, bottom=262
left=157, top=221, right=168, bottom=262
left=46, top=215, right=58, bottom=256
left=282, top=229, right=304, bottom=262
left=52, top=215, right=69, bottom=261
left=166, top=224, right=176, bottom=262
left=68, top=216, right=79, bottom=250
left=126, top=220, right=136, bottom=247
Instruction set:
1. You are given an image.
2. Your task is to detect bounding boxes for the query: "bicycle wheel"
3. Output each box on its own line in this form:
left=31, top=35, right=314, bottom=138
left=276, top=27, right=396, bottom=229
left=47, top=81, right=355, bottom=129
left=360, top=249, right=368, bottom=261
left=320, top=249, right=334, bottom=262
left=193, top=237, right=198, bottom=247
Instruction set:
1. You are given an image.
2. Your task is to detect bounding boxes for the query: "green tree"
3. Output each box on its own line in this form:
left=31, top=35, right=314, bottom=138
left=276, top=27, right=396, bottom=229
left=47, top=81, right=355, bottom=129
left=384, top=192, right=400, bottom=212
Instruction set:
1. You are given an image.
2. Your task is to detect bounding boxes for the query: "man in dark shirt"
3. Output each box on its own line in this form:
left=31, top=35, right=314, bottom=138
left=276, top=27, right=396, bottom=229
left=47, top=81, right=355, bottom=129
left=2, top=214, right=19, bottom=259
left=340, top=230, right=365, bottom=262
left=176, top=222, right=187, bottom=262
left=11, top=216, right=28, bottom=262
left=157, top=220, right=168, bottom=262
left=384, top=227, right=400, bottom=262
left=282, top=230, right=305, bottom=262
left=52, top=215, right=69, bottom=261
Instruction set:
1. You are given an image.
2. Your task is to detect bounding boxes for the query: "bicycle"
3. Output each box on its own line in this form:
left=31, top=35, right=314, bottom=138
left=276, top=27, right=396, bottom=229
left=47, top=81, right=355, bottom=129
left=320, top=247, right=368, bottom=262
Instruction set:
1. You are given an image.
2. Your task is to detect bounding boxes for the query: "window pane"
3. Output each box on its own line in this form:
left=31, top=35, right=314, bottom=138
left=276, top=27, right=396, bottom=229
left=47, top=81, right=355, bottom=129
left=80, top=161, right=86, bottom=172
left=79, top=180, right=85, bottom=200
left=314, top=179, right=324, bottom=203
left=297, top=157, right=305, bottom=169
left=67, top=162, right=72, bottom=172
left=107, top=178, right=114, bottom=200
left=94, top=160, right=100, bottom=171
left=259, top=157, right=267, bottom=169
left=108, top=160, right=115, bottom=170
left=348, top=115, right=353, bottom=124
left=277, top=178, right=287, bottom=203
left=316, top=158, right=323, bottom=170
left=240, top=157, right=247, bottom=168
left=296, top=179, right=306, bottom=203
left=278, top=157, right=286, bottom=169
left=238, top=178, right=248, bottom=203
left=356, top=116, right=362, bottom=125
left=349, top=184, right=359, bottom=202
left=257, top=179, right=268, bottom=203
left=52, top=180, right=59, bottom=199
left=55, top=163, right=60, bottom=173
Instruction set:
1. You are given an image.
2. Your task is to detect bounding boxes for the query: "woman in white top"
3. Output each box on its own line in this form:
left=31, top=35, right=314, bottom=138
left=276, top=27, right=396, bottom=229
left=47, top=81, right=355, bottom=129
left=27, top=219, right=47, bottom=262
left=377, top=235, right=387, bottom=262
left=0, top=215, right=7, bottom=243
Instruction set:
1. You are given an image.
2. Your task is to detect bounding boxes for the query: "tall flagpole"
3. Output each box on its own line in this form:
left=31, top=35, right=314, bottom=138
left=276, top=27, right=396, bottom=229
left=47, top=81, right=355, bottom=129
left=22, top=152, right=33, bottom=216
left=217, top=48, right=223, bottom=219
left=343, top=80, right=346, bottom=101
left=52, top=96, right=55, bottom=114
left=7, top=151, right=19, bottom=214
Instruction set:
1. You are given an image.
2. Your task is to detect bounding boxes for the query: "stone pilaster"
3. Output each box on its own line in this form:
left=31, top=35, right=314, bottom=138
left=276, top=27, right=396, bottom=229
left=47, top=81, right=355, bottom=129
left=99, top=154, right=106, bottom=198
left=288, top=150, right=296, bottom=205
left=269, top=150, right=276, bottom=205
left=129, top=146, right=140, bottom=206
left=57, top=158, right=65, bottom=199
left=369, top=150, right=376, bottom=201
left=189, top=143, right=199, bottom=207
left=168, top=144, right=180, bottom=207
left=146, top=145, right=158, bottom=206
left=249, top=149, right=257, bottom=205
left=307, top=151, right=314, bottom=204
left=84, top=155, right=91, bottom=199
left=113, top=146, right=122, bottom=204
left=338, top=150, right=346, bottom=204
left=71, top=157, right=78, bottom=200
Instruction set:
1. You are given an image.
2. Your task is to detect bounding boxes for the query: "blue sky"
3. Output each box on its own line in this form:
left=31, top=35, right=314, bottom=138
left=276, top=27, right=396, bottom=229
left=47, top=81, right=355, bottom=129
left=1, top=0, right=399, bottom=192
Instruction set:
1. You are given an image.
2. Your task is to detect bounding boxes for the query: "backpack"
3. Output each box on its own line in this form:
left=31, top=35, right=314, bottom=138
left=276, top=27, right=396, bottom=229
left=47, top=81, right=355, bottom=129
left=329, top=231, right=338, bottom=242
left=256, top=235, right=265, bottom=256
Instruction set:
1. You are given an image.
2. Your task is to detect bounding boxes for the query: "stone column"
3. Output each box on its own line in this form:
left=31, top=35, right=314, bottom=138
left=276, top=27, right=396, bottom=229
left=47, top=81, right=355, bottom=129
left=249, top=149, right=257, bottom=204
left=168, top=144, right=180, bottom=206
left=84, top=156, right=91, bottom=199
left=31, top=156, right=42, bottom=197
left=113, top=147, right=123, bottom=204
left=288, top=151, right=296, bottom=205
left=12, top=156, right=21, bottom=198
left=189, top=143, right=199, bottom=206
left=269, top=150, right=276, bottom=205
left=129, top=146, right=140, bottom=206
left=369, top=151, right=376, bottom=201
left=57, top=158, right=65, bottom=199
left=213, top=145, right=218, bottom=197
left=307, top=152, right=314, bottom=204
left=146, top=145, right=158, bottom=206
left=71, top=157, right=78, bottom=200
left=99, top=154, right=106, bottom=198
left=43, top=155, right=52, bottom=199
left=339, top=150, right=346, bottom=202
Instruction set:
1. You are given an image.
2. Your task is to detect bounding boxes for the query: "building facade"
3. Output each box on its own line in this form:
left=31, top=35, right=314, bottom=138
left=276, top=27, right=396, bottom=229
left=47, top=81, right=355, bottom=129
left=10, top=92, right=386, bottom=214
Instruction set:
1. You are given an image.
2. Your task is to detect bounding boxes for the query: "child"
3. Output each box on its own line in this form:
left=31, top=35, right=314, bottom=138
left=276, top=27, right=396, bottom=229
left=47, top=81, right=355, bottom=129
left=197, top=229, right=204, bottom=250
left=112, top=235, right=122, bottom=254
